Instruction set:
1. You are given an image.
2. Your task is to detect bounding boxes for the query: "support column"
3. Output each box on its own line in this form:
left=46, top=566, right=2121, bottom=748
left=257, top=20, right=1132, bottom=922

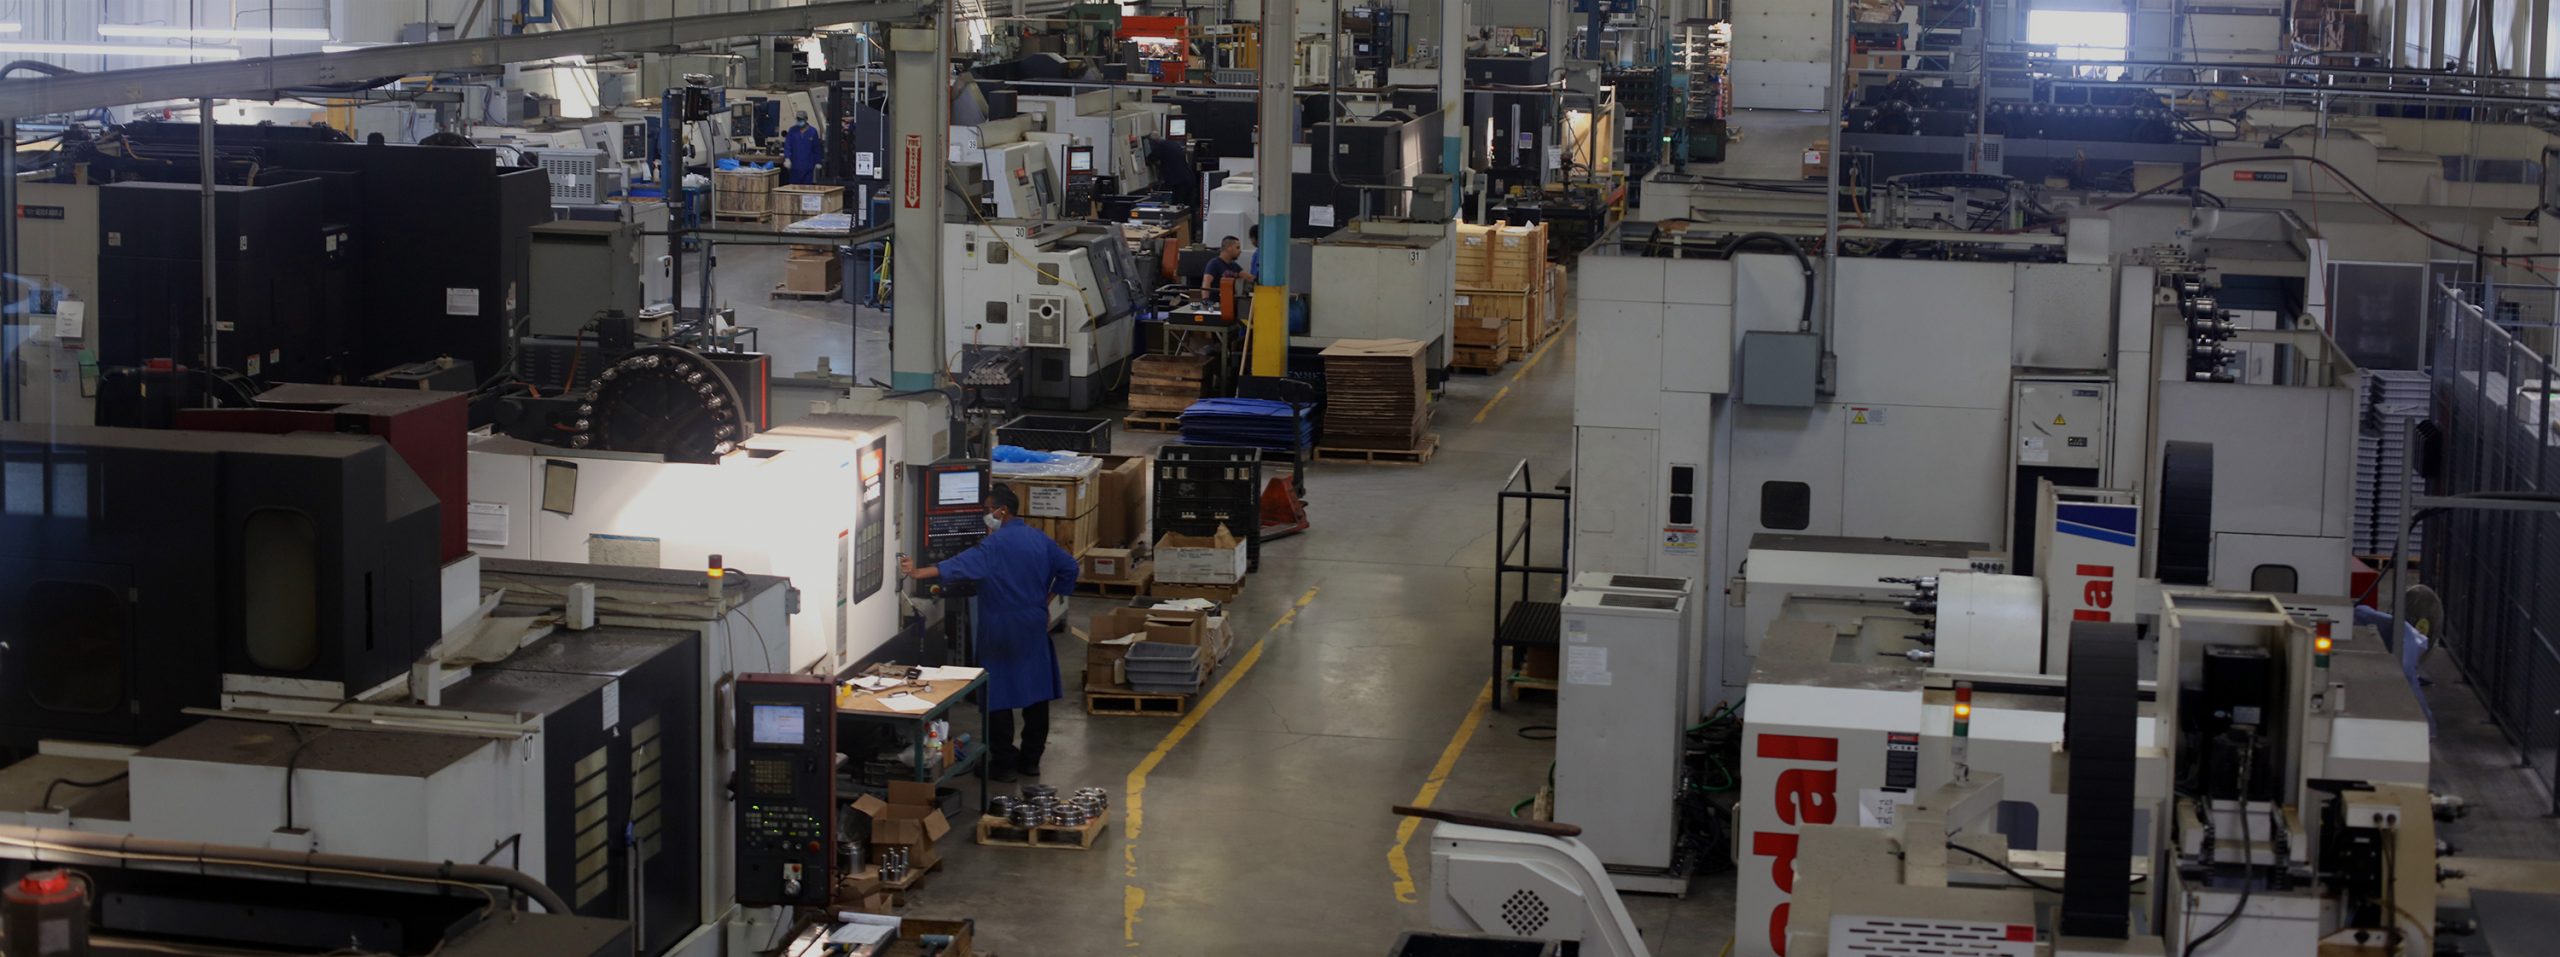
left=2532, top=0, right=2552, bottom=91
left=888, top=20, right=948, bottom=391
left=2430, top=0, right=2449, bottom=68
left=0, top=117, right=15, bottom=422
left=1439, top=0, right=1462, bottom=178
left=1548, top=0, right=1571, bottom=78
left=1250, top=0, right=1293, bottom=377
left=201, top=98, right=220, bottom=375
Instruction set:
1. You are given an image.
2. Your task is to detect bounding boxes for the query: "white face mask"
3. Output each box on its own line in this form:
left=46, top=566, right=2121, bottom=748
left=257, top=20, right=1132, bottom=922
left=984, top=513, right=1004, bottom=532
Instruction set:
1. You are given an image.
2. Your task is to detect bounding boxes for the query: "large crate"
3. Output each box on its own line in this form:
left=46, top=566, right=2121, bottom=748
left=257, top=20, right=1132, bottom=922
left=713, top=166, right=780, bottom=217
left=1130, top=354, right=1211, bottom=414
left=1455, top=223, right=1495, bottom=285
left=1002, top=468, right=1102, bottom=558
left=997, top=414, right=1114, bottom=453
left=1456, top=287, right=1536, bottom=328
left=1488, top=223, right=1548, bottom=289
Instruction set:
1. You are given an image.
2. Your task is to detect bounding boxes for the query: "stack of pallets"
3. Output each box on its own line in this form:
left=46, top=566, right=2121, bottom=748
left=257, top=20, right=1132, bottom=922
left=1317, top=338, right=1436, bottom=462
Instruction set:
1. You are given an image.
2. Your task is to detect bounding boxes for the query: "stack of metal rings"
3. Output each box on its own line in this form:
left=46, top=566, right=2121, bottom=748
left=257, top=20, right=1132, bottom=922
left=988, top=795, right=1015, bottom=817
left=1006, top=802, right=1044, bottom=828
left=1074, top=787, right=1109, bottom=811
left=1021, top=784, right=1059, bottom=801
left=1048, top=802, right=1090, bottom=827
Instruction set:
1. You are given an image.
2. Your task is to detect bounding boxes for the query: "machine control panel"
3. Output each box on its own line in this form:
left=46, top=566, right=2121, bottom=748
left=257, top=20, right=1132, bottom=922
left=915, top=460, right=992, bottom=567
left=1063, top=146, right=1099, bottom=218
left=732, top=674, right=834, bottom=907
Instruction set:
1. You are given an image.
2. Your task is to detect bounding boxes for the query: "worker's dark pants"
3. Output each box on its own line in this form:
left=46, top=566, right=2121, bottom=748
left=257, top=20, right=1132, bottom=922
left=989, top=700, right=1051, bottom=772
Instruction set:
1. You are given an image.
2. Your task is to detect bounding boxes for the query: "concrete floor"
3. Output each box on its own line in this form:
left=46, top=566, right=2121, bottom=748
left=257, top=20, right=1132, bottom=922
left=892, top=307, right=1741, bottom=956
left=704, top=234, right=2553, bottom=954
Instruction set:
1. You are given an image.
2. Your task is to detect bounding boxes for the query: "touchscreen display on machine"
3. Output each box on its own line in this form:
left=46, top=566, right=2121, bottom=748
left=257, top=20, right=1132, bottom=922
left=750, top=703, right=804, bottom=746
left=935, top=470, right=981, bottom=506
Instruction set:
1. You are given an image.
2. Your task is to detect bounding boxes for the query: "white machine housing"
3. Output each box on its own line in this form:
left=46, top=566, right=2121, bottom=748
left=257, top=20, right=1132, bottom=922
left=463, top=413, right=907, bottom=674
left=1304, top=219, right=1457, bottom=367
left=941, top=220, right=1142, bottom=409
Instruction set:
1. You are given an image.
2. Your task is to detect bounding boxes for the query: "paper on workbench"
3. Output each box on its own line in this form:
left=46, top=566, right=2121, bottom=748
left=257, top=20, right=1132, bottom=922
left=875, top=693, right=934, bottom=713
left=916, top=665, right=984, bottom=682
left=848, top=675, right=900, bottom=692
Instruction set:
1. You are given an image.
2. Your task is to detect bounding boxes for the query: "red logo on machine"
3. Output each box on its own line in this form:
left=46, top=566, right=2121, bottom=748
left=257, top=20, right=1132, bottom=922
left=2072, top=563, right=2114, bottom=622
left=1749, top=733, right=1839, bottom=956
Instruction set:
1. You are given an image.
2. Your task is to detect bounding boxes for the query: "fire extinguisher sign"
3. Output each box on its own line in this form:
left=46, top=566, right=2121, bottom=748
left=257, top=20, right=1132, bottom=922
left=901, top=133, right=924, bottom=209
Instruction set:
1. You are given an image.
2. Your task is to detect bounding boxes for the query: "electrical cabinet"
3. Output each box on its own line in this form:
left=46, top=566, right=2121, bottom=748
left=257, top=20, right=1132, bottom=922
left=1555, top=587, right=1691, bottom=881
left=530, top=220, right=646, bottom=338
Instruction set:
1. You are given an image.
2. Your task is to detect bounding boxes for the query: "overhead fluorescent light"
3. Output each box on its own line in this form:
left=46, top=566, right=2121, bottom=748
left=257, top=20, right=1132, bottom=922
left=0, top=41, right=242, bottom=59
left=321, top=42, right=387, bottom=53
left=0, top=23, right=23, bottom=33
left=98, top=25, right=334, bottom=42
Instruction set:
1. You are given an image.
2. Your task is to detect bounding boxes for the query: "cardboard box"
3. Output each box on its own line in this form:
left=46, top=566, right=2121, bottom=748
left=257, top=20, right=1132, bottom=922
left=881, top=918, right=974, bottom=957
left=1153, top=526, right=1248, bottom=585
left=1085, top=546, right=1138, bottom=581
left=783, top=254, right=839, bottom=293
left=1003, top=471, right=1097, bottom=520
left=1093, top=454, right=1150, bottom=550
left=850, top=780, right=953, bottom=871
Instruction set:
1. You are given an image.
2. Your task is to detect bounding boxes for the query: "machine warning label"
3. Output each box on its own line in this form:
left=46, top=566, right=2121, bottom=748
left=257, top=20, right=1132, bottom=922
left=2052, top=414, right=2067, bottom=426
left=1565, top=644, right=1611, bottom=687
left=1849, top=406, right=1884, bottom=425
left=467, top=502, right=509, bottom=547
left=1662, top=527, right=1700, bottom=555
left=1885, top=732, right=1919, bottom=790
left=2232, top=170, right=2290, bottom=182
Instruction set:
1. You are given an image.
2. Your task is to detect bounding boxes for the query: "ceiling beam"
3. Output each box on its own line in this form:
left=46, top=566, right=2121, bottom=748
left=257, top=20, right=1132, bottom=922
left=0, top=1, right=928, bottom=118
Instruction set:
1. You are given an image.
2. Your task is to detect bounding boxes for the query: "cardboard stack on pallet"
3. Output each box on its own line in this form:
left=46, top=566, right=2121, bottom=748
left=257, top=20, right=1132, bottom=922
left=1080, top=600, right=1239, bottom=715
left=1318, top=338, right=1435, bottom=457
left=1128, top=354, right=1212, bottom=423
left=713, top=166, right=780, bottom=222
left=1453, top=223, right=1552, bottom=371
left=1077, top=454, right=1153, bottom=593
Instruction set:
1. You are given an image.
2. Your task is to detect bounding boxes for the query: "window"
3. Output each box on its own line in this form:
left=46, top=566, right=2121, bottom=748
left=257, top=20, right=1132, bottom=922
left=23, top=581, right=126, bottom=714
left=1761, top=481, right=1812, bottom=531
left=243, top=508, right=321, bottom=671
left=2026, top=9, right=2130, bottom=74
left=2250, top=564, right=2300, bottom=593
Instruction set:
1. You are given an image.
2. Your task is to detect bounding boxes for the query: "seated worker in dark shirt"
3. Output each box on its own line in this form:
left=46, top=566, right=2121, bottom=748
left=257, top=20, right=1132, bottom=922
left=1198, top=235, right=1245, bottom=299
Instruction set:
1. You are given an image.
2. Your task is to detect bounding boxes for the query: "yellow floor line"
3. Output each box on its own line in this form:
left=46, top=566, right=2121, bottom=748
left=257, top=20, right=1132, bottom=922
left=1471, top=320, right=1573, bottom=424
left=1386, top=679, right=1495, bottom=903
left=1120, top=584, right=1320, bottom=944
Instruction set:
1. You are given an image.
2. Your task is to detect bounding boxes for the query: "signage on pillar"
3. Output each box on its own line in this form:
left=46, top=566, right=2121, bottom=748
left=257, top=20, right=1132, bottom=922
left=901, top=133, right=924, bottom=209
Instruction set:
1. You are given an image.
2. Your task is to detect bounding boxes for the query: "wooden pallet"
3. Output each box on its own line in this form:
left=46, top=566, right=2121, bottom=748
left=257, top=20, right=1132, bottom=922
left=771, top=284, right=840, bottom=301
left=1123, top=412, right=1182, bottom=432
left=1314, top=433, right=1440, bottom=465
left=1146, top=579, right=1242, bottom=602
left=1085, top=688, right=1195, bottom=716
left=974, top=814, right=1111, bottom=849
left=1076, top=573, right=1152, bottom=597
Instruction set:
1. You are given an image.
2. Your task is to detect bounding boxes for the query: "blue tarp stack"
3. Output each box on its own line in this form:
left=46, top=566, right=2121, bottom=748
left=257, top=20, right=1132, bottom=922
left=1177, top=398, right=1312, bottom=451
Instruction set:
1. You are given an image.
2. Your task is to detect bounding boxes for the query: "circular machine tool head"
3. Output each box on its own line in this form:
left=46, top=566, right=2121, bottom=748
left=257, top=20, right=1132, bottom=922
left=570, top=345, right=750, bottom=463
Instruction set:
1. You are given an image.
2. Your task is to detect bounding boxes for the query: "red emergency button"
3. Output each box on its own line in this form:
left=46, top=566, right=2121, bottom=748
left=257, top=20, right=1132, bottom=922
left=807, top=842, right=822, bottom=853
left=18, top=872, right=67, bottom=896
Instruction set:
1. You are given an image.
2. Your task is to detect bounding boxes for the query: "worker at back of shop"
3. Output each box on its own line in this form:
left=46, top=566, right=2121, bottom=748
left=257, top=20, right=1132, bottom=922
left=783, top=112, right=824, bottom=185
left=900, top=486, right=1077, bottom=781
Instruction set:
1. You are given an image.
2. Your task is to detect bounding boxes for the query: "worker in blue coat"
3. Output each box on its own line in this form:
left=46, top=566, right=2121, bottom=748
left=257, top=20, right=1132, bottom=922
left=900, top=485, right=1077, bottom=781
left=782, top=112, right=824, bottom=185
